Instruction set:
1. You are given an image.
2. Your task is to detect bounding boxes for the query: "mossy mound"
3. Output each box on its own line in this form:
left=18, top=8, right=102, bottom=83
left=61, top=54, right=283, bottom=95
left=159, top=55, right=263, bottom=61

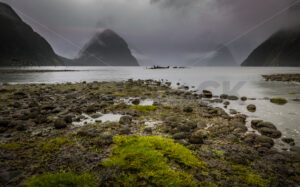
left=270, top=97, right=288, bottom=105
left=102, top=135, right=207, bottom=186
left=0, top=142, right=21, bottom=150
left=24, top=173, right=97, bottom=187
left=39, top=137, right=71, bottom=153
left=131, top=105, right=158, bottom=114
left=231, top=165, right=270, bottom=187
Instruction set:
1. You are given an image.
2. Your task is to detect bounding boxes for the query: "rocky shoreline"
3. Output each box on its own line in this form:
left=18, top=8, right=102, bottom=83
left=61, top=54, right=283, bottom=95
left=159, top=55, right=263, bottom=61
left=263, top=74, right=300, bottom=83
left=0, top=80, right=299, bottom=186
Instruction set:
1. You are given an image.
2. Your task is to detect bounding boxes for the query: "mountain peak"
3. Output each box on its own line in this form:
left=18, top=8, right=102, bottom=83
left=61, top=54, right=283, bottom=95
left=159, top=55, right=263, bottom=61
left=77, top=29, right=139, bottom=66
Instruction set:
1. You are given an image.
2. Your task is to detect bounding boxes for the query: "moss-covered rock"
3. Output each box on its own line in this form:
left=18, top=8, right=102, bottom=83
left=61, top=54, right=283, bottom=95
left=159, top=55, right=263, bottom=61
left=102, top=135, right=207, bottom=186
left=270, top=97, right=288, bottom=105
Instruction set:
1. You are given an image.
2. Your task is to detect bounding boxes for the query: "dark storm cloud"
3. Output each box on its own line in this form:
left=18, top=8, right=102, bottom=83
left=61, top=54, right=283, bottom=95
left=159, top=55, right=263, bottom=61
left=1, top=0, right=299, bottom=64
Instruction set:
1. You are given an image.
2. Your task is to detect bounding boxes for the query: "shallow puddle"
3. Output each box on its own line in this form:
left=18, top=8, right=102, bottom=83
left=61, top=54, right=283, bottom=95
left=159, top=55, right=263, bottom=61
left=73, top=113, right=123, bottom=126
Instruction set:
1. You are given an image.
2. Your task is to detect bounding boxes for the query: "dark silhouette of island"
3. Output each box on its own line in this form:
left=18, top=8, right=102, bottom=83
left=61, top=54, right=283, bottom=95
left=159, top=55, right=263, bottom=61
left=188, top=45, right=237, bottom=66
left=0, top=2, right=64, bottom=66
left=70, top=29, right=139, bottom=66
left=242, top=27, right=300, bottom=67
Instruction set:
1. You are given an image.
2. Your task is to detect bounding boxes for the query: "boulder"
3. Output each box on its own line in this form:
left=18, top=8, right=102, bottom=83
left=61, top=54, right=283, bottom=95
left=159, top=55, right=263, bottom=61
left=247, top=104, right=256, bottom=112
left=228, top=95, right=239, bottom=100
left=203, top=90, right=213, bottom=98
left=241, top=97, right=247, bottom=101
left=54, top=119, right=67, bottom=129
left=132, top=99, right=140, bottom=105
left=255, top=121, right=277, bottom=130
left=183, top=106, right=193, bottom=113
left=119, top=116, right=132, bottom=125
left=282, top=138, right=295, bottom=146
left=189, top=130, right=205, bottom=144
left=173, top=132, right=189, bottom=140
left=258, top=127, right=282, bottom=139
left=220, top=94, right=228, bottom=99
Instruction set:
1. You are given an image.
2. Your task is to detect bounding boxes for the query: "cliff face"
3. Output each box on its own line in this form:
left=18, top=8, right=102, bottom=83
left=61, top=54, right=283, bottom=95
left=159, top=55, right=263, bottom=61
left=191, top=46, right=237, bottom=66
left=0, top=2, right=64, bottom=66
left=76, top=29, right=139, bottom=66
left=242, top=27, right=300, bottom=67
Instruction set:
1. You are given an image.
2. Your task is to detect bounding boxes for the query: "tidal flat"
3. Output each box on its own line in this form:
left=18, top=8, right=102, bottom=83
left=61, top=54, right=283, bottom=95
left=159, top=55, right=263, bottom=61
left=0, top=80, right=299, bottom=186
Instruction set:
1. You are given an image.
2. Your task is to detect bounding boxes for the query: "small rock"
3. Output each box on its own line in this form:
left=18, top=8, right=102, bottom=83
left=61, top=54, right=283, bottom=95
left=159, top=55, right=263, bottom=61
left=189, top=130, right=205, bottom=144
left=282, top=138, right=295, bottom=146
left=223, top=101, right=230, bottom=106
left=91, top=113, right=102, bottom=119
left=64, top=115, right=73, bottom=123
left=183, top=106, right=193, bottom=113
left=228, top=95, right=239, bottom=100
left=119, top=116, right=132, bottom=125
left=241, top=96, right=247, bottom=101
left=247, top=104, right=256, bottom=112
left=220, top=94, right=228, bottom=99
left=54, top=119, right=67, bottom=129
left=173, top=132, right=189, bottom=140
left=98, top=132, right=113, bottom=145
left=132, top=99, right=140, bottom=105
left=0, top=119, right=10, bottom=127
left=203, top=90, right=213, bottom=98
left=258, top=127, right=282, bottom=139
left=255, top=135, right=274, bottom=148
left=86, top=105, right=97, bottom=113
left=255, top=121, right=277, bottom=130
left=144, top=127, right=152, bottom=134
left=0, top=170, right=21, bottom=185
left=290, top=146, right=300, bottom=153
left=119, top=127, right=131, bottom=135
left=230, top=109, right=237, bottom=115
left=251, top=120, right=263, bottom=129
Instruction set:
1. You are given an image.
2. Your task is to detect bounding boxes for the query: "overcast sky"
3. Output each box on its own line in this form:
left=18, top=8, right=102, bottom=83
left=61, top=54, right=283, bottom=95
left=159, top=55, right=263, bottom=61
left=1, top=0, right=299, bottom=65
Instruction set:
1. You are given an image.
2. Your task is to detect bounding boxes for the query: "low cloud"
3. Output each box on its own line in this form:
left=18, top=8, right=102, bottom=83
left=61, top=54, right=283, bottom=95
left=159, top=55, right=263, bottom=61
left=1, top=0, right=299, bottom=64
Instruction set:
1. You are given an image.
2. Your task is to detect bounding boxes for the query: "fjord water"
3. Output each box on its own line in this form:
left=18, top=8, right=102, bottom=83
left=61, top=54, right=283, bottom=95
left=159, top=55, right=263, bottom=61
left=0, top=67, right=300, bottom=146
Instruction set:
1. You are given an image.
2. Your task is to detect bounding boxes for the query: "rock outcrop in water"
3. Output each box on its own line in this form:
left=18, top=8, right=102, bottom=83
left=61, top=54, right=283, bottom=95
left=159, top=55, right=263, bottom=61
left=189, top=45, right=237, bottom=66
left=241, top=27, right=300, bottom=67
left=74, top=29, right=139, bottom=66
left=0, top=2, right=64, bottom=66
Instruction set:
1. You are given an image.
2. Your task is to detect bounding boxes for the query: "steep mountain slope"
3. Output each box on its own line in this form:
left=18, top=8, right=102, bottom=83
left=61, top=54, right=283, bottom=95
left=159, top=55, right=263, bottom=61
left=242, top=27, right=300, bottom=66
left=0, top=2, right=64, bottom=66
left=75, top=29, right=139, bottom=66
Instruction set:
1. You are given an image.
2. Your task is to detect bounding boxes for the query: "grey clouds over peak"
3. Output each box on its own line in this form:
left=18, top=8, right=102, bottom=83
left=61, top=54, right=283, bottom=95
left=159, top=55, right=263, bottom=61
left=1, top=0, right=299, bottom=65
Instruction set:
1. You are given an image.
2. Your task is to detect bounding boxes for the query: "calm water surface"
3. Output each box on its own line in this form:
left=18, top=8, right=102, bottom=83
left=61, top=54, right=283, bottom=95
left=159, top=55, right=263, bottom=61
left=0, top=67, right=299, bottom=146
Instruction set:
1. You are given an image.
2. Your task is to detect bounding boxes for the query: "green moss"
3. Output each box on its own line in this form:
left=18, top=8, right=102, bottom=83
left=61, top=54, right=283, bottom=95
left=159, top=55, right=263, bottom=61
left=39, top=137, right=71, bottom=153
left=131, top=105, right=158, bottom=114
left=289, top=91, right=296, bottom=95
left=102, top=135, right=207, bottom=186
left=0, top=142, right=21, bottom=150
left=270, top=97, right=288, bottom=105
left=232, top=164, right=270, bottom=187
left=162, top=105, right=172, bottom=110
left=24, top=172, right=97, bottom=187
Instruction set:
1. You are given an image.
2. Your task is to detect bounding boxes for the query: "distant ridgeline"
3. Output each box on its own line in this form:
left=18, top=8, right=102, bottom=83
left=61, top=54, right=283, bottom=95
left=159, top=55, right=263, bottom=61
left=187, top=45, right=237, bottom=67
left=242, top=26, right=300, bottom=67
left=0, top=2, right=139, bottom=66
